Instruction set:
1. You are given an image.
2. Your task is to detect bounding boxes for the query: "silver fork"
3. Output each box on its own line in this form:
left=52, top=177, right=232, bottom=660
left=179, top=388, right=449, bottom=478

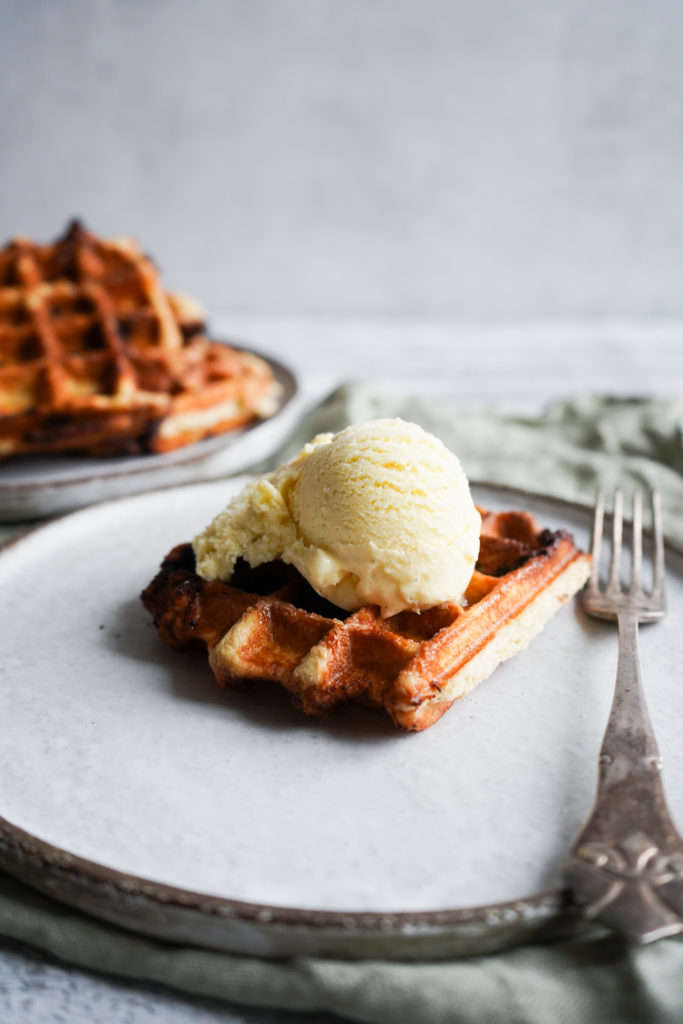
left=564, top=489, right=683, bottom=942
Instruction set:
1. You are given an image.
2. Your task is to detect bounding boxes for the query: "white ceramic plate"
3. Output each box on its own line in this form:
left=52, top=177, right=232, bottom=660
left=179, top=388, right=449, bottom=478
left=1, top=481, right=681, bottom=959
left=0, top=347, right=298, bottom=523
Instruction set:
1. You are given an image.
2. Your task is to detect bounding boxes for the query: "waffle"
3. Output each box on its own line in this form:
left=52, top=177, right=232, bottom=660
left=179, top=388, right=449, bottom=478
left=141, top=508, right=591, bottom=731
left=0, top=220, right=280, bottom=457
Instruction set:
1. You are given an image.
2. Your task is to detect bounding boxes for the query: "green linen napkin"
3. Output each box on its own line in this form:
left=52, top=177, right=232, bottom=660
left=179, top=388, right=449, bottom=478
left=2, top=386, right=683, bottom=1022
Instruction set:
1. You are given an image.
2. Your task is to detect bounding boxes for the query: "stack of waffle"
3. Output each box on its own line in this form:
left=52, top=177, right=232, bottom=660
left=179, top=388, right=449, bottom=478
left=142, top=508, right=591, bottom=731
left=0, top=221, right=280, bottom=457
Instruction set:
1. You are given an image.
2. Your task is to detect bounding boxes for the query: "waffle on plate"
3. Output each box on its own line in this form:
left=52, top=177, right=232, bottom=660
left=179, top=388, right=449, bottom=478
left=141, top=508, right=591, bottom=731
left=0, top=220, right=281, bottom=457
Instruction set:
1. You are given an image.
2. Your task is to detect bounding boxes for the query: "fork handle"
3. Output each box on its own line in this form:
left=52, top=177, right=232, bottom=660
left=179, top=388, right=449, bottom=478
left=564, top=613, right=683, bottom=942
left=600, top=613, right=662, bottom=786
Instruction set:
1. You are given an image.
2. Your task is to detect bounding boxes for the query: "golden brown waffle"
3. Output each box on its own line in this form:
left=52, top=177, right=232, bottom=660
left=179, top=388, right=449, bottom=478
left=0, top=220, right=280, bottom=457
left=141, top=508, right=591, bottom=731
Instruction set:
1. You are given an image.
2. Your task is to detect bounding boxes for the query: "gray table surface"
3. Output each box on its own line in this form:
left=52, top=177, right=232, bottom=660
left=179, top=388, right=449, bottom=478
left=2, top=316, right=681, bottom=1022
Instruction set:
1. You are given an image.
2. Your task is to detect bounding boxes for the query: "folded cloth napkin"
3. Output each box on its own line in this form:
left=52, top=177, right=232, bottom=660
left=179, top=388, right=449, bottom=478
left=2, top=386, right=683, bottom=1023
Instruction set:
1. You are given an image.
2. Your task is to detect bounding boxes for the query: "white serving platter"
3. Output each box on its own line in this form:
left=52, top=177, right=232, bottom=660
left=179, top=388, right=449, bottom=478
left=0, top=480, right=681, bottom=959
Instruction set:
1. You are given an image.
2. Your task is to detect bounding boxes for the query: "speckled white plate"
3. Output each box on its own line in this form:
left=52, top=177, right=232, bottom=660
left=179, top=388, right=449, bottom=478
left=0, top=482, right=681, bottom=959
left=0, top=346, right=298, bottom=523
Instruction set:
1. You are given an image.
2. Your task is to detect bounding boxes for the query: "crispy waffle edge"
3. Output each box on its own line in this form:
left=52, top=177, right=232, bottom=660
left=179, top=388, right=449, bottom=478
left=140, top=510, right=591, bottom=732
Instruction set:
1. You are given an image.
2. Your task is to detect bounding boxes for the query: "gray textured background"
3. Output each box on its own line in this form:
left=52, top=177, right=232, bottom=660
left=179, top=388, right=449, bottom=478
left=1, top=0, right=682, bottom=318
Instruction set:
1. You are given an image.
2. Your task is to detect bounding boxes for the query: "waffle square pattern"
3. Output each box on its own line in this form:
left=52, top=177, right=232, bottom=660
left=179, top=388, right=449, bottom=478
left=0, top=221, right=280, bottom=457
left=142, top=508, right=591, bottom=731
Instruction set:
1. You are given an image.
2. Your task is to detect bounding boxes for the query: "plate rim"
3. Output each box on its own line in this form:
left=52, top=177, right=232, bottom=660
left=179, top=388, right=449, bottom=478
left=0, top=482, right=679, bottom=959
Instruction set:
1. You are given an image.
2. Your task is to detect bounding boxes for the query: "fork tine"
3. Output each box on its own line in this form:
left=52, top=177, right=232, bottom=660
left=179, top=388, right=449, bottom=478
left=589, top=490, right=605, bottom=588
left=629, top=491, right=643, bottom=594
left=651, top=489, right=666, bottom=598
left=608, top=490, right=624, bottom=592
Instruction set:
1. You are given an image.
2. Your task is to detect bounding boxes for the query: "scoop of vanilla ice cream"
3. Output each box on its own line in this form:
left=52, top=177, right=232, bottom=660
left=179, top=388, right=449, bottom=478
left=193, top=419, right=480, bottom=617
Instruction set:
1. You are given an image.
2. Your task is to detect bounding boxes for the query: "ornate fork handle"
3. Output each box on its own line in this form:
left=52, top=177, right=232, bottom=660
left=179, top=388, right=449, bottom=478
left=565, top=612, right=683, bottom=942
